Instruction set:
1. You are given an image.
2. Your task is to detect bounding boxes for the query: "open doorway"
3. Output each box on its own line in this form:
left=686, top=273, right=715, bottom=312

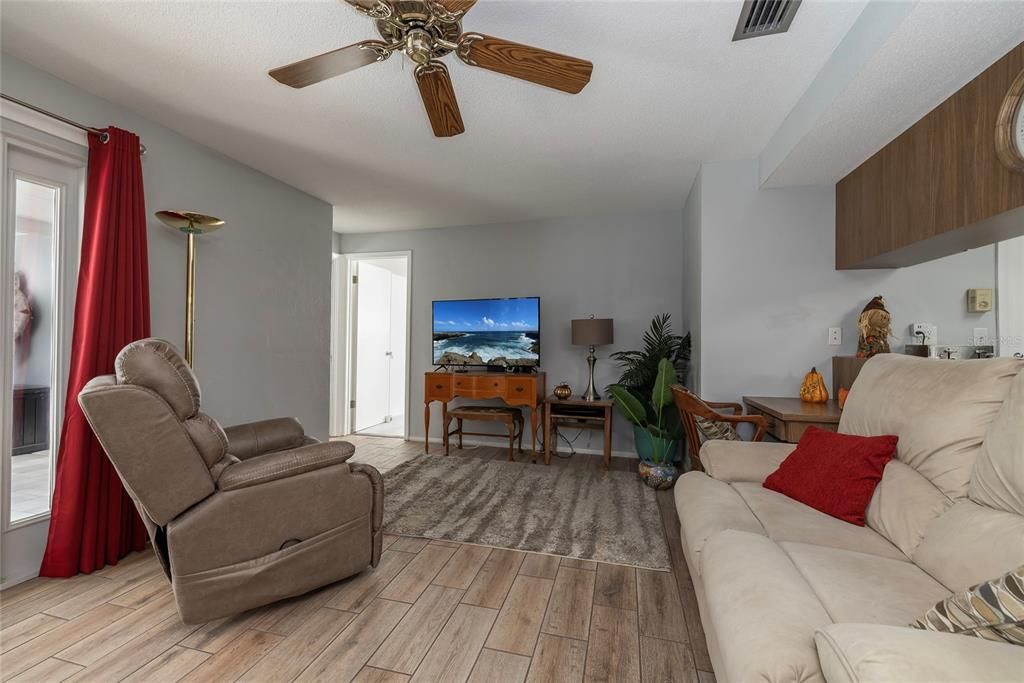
left=338, top=252, right=410, bottom=438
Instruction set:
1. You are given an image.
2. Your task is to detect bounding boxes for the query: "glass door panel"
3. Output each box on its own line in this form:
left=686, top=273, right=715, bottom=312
left=10, top=178, right=58, bottom=522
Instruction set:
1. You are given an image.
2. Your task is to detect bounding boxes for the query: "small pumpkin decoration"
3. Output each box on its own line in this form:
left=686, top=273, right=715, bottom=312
left=838, top=387, right=850, bottom=409
left=800, top=367, right=829, bottom=403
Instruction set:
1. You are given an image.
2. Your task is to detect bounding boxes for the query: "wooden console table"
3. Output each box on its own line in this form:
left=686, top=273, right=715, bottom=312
left=742, top=396, right=841, bottom=443
left=424, top=371, right=546, bottom=456
left=544, top=396, right=612, bottom=468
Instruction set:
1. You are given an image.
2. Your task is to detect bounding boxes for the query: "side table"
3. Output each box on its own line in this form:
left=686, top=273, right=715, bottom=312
left=543, top=396, right=613, bottom=468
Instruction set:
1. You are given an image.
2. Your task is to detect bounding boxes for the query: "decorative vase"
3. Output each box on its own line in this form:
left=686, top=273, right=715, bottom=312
left=553, top=382, right=572, bottom=400
left=638, top=460, right=679, bottom=490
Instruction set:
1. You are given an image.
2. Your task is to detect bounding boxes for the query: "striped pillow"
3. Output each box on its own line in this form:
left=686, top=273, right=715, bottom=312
left=693, top=415, right=740, bottom=442
left=910, top=565, right=1024, bottom=645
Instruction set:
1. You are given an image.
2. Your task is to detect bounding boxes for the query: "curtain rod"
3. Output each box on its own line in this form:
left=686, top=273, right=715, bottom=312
left=0, top=92, right=147, bottom=155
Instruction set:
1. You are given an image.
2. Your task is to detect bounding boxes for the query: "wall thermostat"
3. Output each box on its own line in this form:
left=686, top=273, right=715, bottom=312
left=967, top=288, right=993, bottom=313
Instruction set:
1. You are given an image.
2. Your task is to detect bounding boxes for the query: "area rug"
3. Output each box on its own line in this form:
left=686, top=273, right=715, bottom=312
left=382, top=453, right=672, bottom=570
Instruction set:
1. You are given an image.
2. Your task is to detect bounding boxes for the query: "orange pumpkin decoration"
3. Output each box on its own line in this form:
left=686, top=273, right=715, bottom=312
left=838, top=387, right=850, bottom=409
left=800, top=367, right=829, bottom=403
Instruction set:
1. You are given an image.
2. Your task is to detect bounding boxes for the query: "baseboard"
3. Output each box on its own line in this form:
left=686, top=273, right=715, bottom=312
left=417, top=435, right=639, bottom=460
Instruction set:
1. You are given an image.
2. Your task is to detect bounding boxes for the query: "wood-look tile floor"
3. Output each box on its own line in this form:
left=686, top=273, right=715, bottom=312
left=0, top=436, right=714, bottom=683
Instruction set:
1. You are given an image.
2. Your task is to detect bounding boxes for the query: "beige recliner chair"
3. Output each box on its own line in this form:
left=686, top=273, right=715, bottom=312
left=78, top=338, right=383, bottom=624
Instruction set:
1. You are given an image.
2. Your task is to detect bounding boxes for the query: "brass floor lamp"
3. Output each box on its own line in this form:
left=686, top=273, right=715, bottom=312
left=155, top=210, right=225, bottom=367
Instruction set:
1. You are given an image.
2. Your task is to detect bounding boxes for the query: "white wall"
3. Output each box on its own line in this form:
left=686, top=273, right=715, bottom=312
left=997, top=236, right=1024, bottom=357
left=681, top=170, right=702, bottom=391
left=694, top=159, right=998, bottom=402
left=337, top=210, right=686, bottom=455
left=2, top=54, right=334, bottom=437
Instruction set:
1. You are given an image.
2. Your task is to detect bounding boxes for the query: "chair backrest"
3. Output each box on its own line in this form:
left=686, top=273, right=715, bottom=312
left=78, top=338, right=231, bottom=526
left=671, top=385, right=740, bottom=471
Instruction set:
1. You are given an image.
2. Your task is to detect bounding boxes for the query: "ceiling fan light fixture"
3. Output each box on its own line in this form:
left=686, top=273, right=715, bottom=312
left=268, top=0, right=593, bottom=136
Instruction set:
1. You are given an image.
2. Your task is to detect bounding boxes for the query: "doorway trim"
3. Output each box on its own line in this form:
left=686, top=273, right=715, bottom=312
left=336, top=250, right=412, bottom=439
left=0, top=126, right=86, bottom=587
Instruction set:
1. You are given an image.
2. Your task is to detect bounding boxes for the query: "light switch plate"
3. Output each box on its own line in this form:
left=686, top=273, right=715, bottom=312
left=828, top=328, right=842, bottom=345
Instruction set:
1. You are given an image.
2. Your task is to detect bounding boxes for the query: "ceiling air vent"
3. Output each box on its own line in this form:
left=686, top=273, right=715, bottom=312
left=732, top=0, right=802, bottom=41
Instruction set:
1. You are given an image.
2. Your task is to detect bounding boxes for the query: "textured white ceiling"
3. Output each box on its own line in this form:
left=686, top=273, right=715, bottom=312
left=763, top=0, right=1024, bottom=187
left=1, top=0, right=869, bottom=232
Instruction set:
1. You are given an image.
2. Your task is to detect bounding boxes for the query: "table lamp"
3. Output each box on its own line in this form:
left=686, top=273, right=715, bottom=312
left=572, top=316, right=614, bottom=401
left=155, top=210, right=225, bottom=367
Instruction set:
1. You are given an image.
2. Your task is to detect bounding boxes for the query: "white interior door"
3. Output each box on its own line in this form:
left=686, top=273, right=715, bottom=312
left=354, top=260, right=393, bottom=433
left=1, top=142, right=83, bottom=586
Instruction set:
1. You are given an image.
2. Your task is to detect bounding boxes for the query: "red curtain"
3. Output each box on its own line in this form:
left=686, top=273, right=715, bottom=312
left=39, top=128, right=150, bottom=577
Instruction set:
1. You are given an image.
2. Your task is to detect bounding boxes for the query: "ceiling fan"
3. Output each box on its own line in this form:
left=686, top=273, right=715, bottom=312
left=268, top=0, right=593, bottom=137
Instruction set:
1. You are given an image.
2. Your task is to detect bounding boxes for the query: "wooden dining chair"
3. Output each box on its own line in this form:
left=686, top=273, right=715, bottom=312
left=671, top=384, right=769, bottom=472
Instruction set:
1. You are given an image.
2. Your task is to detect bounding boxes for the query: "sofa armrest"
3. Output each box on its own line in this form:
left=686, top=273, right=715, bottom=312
left=217, top=440, right=355, bottom=491
left=701, top=440, right=795, bottom=483
left=223, top=417, right=307, bottom=459
left=815, top=623, right=1024, bottom=683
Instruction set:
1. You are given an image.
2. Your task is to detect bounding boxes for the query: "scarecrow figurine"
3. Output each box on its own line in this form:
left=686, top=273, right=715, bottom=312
left=857, top=295, right=891, bottom=358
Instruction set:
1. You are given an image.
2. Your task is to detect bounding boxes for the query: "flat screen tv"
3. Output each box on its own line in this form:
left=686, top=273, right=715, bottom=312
left=432, top=297, right=540, bottom=368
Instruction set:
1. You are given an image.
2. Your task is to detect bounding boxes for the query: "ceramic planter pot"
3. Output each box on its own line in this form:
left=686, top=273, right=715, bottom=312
left=637, top=460, right=679, bottom=490
left=632, top=425, right=679, bottom=489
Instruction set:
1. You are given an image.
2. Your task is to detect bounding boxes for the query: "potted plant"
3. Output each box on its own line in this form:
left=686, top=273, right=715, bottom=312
left=608, top=314, right=691, bottom=488
left=610, top=358, right=681, bottom=488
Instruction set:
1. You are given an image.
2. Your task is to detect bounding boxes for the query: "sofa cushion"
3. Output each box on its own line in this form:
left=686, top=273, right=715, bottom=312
left=914, top=501, right=1024, bottom=592
left=700, top=439, right=795, bottom=483
left=764, top=427, right=896, bottom=525
left=912, top=565, right=1024, bottom=645
left=781, top=542, right=950, bottom=626
left=701, top=530, right=831, bottom=683
left=865, top=460, right=953, bottom=557
left=815, top=623, right=1024, bottom=683
left=674, top=472, right=767, bottom=570
left=839, top=355, right=1022, bottom=499
left=733, top=484, right=907, bottom=562
left=970, top=369, right=1024, bottom=517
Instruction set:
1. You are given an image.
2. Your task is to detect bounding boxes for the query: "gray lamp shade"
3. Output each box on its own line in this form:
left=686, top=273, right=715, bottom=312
left=572, top=318, right=614, bottom=346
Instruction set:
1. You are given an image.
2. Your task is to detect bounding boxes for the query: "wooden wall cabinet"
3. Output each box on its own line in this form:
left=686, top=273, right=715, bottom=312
left=836, top=42, right=1024, bottom=269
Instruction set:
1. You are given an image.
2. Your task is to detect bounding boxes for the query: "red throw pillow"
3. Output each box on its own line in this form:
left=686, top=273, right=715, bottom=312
left=764, top=427, right=897, bottom=526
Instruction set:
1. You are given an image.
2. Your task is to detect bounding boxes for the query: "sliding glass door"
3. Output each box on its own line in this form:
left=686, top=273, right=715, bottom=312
left=1, top=134, right=83, bottom=585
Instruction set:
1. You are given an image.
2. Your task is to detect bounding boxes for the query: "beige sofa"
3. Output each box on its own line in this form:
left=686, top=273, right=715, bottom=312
left=674, top=354, right=1024, bottom=682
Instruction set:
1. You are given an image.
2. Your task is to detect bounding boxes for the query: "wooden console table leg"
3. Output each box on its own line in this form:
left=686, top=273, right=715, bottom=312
left=603, top=405, right=612, bottom=469
left=544, top=403, right=552, bottom=465
left=530, top=407, right=538, bottom=463
left=424, top=401, right=430, bottom=454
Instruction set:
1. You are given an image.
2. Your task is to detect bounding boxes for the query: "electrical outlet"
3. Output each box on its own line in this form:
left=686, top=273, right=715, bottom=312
left=910, top=323, right=937, bottom=345
left=828, top=327, right=842, bottom=345
left=974, top=328, right=989, bottom=345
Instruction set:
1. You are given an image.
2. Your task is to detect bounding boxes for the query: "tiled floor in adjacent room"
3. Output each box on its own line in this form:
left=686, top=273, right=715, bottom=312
left=0, top=435, right=714, bottom=682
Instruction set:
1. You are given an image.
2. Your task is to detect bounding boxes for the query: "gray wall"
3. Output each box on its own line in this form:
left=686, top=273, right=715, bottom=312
left=681, top=170, right=702, bottom=391
left=2, top=55, right=334, bottom=438
left=338, top=210, right=686, bottom=455
left=695, top=159, right=997, bottom=403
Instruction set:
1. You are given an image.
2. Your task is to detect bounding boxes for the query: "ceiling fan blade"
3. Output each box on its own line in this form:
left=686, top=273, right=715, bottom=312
left=341, top=0, right=393, bottom=19
left=269, top=41, right=390, bottom=88
left=433, top=0, right=477, bottom=16
left=457, top=33, right=593, bottom=94
left=415, top=62, right=465, bottom=137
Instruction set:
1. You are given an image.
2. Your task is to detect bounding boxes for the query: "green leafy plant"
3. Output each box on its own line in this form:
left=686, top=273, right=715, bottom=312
left=609, top=358, right=679, bottom=465
left=608, top=314, right=691, bottom=446
left=609, top=313, right=691, bottom=405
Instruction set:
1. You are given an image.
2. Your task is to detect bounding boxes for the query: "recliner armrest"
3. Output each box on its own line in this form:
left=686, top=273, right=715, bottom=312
left=815, top=623, right=1024, bottom=683
left=223, top=417, right=308, bottom=459
left=701, top=440, right=795, bottom=483
left=217, top=440, right=355, bottom=491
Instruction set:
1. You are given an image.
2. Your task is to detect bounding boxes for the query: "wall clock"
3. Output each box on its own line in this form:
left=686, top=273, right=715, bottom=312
left=996, top=67, right=1024, bottom=173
